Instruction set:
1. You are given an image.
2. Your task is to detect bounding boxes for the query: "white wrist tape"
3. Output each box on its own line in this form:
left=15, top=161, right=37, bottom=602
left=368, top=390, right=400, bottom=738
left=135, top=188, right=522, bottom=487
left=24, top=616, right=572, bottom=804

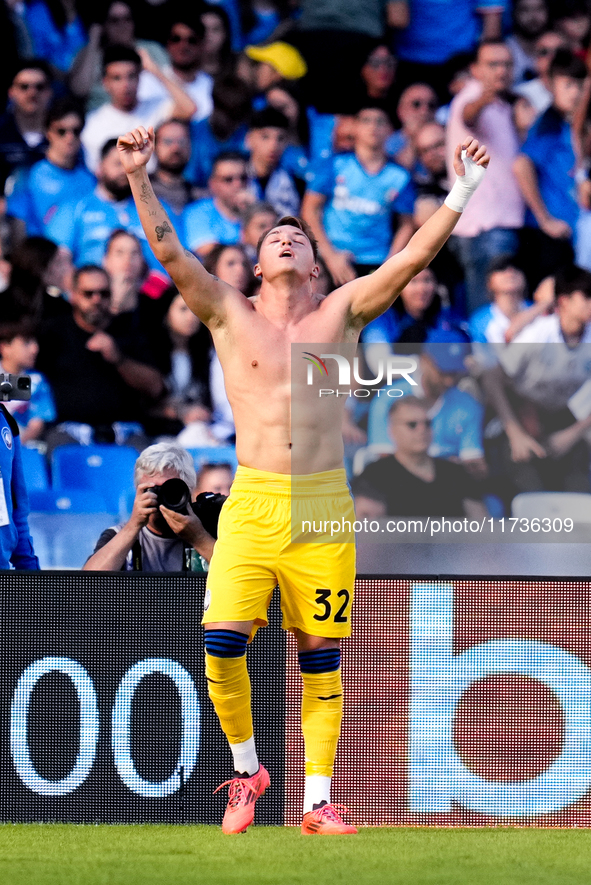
left=444, top=149, right=487, bottom=213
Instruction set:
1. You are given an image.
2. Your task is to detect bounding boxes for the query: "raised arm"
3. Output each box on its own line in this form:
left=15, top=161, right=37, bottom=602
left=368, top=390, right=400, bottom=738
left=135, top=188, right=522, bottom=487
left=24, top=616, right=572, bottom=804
left=343, top=138, right=489, bottom=327
left=117, top=126, right=239, bottom=325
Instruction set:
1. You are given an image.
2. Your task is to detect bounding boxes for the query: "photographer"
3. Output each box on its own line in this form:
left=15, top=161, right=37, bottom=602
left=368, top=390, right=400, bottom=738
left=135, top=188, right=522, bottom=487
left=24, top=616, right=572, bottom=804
left=83, top=442, right=219, bottom=572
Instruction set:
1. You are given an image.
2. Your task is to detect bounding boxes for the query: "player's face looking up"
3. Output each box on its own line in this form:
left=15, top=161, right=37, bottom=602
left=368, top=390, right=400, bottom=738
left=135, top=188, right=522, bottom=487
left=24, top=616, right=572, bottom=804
left=255, top=225, right=318, bottom=283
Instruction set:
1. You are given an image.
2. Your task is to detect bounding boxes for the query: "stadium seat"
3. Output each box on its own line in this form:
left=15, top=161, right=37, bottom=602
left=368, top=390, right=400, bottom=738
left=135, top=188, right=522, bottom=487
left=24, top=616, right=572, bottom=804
left=28, top=488, right=110, bottom=513
left=28, top=511, right=114, bottom=569
left=187, top=446, right=238, bottom=472
left=50, top=444, right=137, bottom=515
left=20, top=446, right=50, bottom=492
left=511, top=492, right=591, bottom=523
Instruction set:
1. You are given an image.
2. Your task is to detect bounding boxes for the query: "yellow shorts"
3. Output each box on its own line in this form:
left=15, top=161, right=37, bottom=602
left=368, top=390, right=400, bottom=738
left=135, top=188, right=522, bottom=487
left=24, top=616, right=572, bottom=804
left=203, top=466, right=356, bottom=638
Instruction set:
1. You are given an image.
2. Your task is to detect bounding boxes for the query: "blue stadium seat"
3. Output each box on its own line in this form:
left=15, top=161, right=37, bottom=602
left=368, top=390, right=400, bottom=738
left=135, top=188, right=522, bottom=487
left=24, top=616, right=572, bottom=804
left=28, top=488, right=110, bottom=513
left=51, top=444, right=137, bottom=515
left=20, top=446, right=50, bottom=492
left=188, top=446, right=238, bottom=472
left=28, top=512, right=114, bottom=569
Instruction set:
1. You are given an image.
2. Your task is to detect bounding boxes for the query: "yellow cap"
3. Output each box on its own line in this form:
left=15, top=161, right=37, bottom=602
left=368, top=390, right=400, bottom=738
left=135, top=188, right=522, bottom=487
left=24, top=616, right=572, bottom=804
left=244, top=41, right=307, bottom=80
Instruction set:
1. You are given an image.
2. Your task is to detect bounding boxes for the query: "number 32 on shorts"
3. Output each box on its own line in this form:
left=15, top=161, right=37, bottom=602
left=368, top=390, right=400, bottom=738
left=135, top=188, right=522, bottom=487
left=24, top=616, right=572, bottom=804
left=313, top=588, right=351, bottom=623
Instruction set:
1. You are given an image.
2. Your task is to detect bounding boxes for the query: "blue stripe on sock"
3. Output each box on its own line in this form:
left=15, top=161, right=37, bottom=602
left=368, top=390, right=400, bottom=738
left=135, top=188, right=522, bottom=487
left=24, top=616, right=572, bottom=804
left=298, top=648, right=341, bottom=673
left=204, top=629, right=248, bottom=658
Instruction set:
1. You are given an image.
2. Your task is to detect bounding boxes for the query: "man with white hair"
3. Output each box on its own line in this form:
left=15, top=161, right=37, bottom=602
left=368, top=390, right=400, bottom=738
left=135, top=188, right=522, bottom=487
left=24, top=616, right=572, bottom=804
left=83, top=442, right=217, bottom=571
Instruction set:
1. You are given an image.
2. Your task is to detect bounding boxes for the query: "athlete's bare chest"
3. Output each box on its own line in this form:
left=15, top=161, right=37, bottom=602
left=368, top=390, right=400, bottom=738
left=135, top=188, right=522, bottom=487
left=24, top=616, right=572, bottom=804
left=218, top=308, right=353, bottom=380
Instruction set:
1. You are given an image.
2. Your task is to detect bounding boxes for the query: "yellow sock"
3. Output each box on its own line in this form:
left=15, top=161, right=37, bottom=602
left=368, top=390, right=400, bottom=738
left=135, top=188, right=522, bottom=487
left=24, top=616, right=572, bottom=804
left=205, top=652, right=254, bottom=744
left=301, top=669, right=343, bottom=777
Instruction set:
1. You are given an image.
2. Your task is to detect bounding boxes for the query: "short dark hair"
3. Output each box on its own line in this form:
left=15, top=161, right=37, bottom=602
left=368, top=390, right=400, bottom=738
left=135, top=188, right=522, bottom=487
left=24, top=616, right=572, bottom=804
left=388, top=395, right=427, bottom=419
left=100, top=137, right=120, bottom=160
left=102, top=44, right=141, bottom=75
left=486, top=254, right=524, bottom=280
left=249, top=107, right=290, bottom=132
left=212, top=74, right=252, bottom=118
left=475, top=38, right=509, bottom=61
left=167, top=10, right=205, bottom=40
left=211, top=150, right=248, bottom=174
left=105, top=227, right=142, bottom=251
left=549, top=48, right=587, bottom=81
left=554, top=264, right=591, bottom=299
left=10, top=58, right=52, bottom=85
left=0, top=317, right=39, bottom=346
left=73, top=264, right=110, bottom=289
left=155, top=118, right=190, bottom=139
left=45, top=96, right=85, bottom=131
left=256, top=216, right=319, bottom=262
left=354, top=102, right=391, bottom=118
left=241, top=201, right=277, bottom=227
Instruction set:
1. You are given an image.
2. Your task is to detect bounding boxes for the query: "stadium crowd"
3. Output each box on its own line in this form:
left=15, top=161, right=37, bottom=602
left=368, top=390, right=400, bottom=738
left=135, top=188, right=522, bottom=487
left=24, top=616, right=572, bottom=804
left=1, top=0, right=591, bottom=528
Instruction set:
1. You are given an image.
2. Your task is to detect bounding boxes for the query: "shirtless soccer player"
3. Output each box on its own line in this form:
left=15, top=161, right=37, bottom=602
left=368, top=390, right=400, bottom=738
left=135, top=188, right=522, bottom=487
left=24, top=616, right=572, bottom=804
left=118, top=126, right=489, bottom=835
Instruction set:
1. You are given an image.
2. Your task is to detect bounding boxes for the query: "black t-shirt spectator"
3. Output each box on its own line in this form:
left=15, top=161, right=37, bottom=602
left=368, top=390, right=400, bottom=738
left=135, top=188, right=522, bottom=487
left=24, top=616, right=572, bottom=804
left=358, top=454, right=480, bottom=517
left=37, top=312, right=158, bottom=427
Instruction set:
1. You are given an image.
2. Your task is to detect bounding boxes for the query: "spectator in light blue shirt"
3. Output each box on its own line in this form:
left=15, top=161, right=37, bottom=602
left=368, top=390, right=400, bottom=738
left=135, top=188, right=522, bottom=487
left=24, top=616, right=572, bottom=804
left=302, top=104, right=415, bottom=285
left=7, top=97, right=95, bottom=238
left=184, top=150, right=247, bottom=257
left=46, top=138, right=178, bottom=271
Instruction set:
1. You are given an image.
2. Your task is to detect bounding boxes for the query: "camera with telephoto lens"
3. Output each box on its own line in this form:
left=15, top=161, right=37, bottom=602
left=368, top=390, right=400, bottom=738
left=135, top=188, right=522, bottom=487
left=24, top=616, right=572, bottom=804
left=0, top=373, right=31, bottom=402
left=148, top=477, right=226, bottom=538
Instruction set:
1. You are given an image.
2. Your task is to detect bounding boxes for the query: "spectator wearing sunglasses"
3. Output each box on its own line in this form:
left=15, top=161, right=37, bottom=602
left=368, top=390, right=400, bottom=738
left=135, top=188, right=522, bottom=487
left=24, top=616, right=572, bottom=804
left=387, top=83, right=438, bottom=171
left=6, top=97, right=94, bottom=240
left=36, top=263, right=164, bottom=450
left=184, top=150, right=249, bottom=257
left=0, top=61, right=53, bottom=195
left=138, top=13, right=213, bottom=123
left=356, top=396, right=487, bottom=517
left=356, top=43, right=398, bottom=117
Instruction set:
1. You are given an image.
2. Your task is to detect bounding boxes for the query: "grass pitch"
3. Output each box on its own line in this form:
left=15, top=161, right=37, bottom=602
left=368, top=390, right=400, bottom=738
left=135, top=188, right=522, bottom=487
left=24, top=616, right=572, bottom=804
left=1, top=824, right=589, bottom=885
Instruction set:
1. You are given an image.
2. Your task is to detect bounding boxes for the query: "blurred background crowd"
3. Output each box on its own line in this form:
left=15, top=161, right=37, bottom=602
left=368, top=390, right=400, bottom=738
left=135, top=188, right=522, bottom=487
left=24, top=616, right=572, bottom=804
left=2, top=0, right=591, bottom=529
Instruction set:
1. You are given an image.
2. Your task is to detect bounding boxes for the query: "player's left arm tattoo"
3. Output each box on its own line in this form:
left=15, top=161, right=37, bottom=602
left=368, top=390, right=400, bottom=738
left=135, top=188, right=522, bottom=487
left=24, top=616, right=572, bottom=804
left=155, top=220, right=172, bottom=241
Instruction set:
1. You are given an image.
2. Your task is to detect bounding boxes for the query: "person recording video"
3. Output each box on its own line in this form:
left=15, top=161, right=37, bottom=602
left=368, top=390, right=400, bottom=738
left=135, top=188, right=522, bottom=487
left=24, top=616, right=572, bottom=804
left=83, top=442, right=224, bottom=572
